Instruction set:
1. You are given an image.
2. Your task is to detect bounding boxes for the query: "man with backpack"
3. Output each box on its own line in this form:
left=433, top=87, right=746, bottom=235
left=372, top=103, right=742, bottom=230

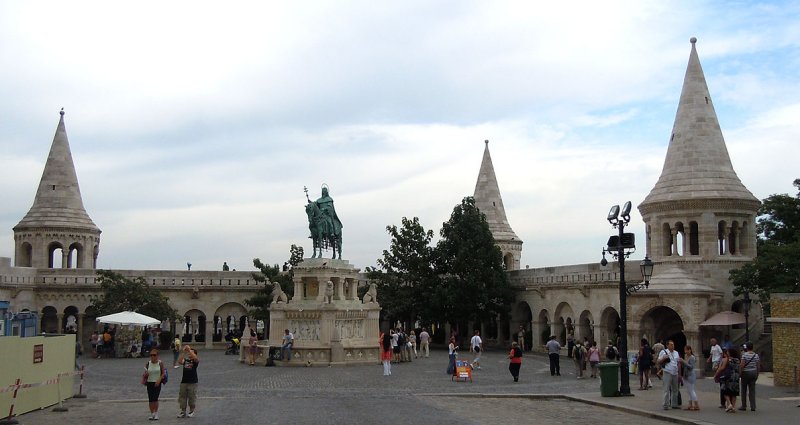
left=605, top=340, right=619, bottom=361
left=573, top=341, right=586, bottom=379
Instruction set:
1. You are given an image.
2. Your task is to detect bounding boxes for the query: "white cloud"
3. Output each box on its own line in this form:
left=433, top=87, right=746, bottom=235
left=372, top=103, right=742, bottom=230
left=0, top=0, right=798, bottom=272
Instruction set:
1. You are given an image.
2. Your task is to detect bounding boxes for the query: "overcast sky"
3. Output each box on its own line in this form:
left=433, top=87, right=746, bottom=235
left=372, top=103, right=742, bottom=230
left=1, top=1, right=798, bottom=272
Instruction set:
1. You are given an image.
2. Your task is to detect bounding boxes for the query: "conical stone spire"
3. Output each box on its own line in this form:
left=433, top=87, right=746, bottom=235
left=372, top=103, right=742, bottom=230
left=641, top=37, right=759, bottom=206
left=473, top=140, right=520, bottom=242
left=14, top=109, right=99, bottom=231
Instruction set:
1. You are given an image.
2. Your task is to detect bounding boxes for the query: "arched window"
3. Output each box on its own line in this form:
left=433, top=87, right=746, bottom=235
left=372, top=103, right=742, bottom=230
left=675, top=222, right=685, bottom=256
left=48, top=242, right=64, bottom=268
left=18, top=242, right=33, bottom=267
left=718, top=221, right=728, bottom=255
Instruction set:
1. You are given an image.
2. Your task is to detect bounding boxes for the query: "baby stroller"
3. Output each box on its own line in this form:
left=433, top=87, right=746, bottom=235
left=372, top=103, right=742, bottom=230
left=225, top=338, right=240, bottom=355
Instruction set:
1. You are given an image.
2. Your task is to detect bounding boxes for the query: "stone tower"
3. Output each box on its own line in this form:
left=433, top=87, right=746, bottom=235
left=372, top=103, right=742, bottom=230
left=473, top=140, right=523, bottom=270
left=13, top=110, right=101, bottom=269
left=638, top=38, right=760, bottom=303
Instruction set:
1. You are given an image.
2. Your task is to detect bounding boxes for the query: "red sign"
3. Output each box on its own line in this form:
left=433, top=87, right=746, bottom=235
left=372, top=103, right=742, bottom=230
left=33, top=344, right=44, bottom=363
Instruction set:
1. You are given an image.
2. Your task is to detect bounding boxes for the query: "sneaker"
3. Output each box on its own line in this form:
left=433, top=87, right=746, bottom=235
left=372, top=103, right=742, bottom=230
left=153, top=412, right=159, bottom=420
left=149, top=414, right=154, bottom=420
left=187, top=411, right=194, bottom=418
left=177, top=412, right=186, bottom=418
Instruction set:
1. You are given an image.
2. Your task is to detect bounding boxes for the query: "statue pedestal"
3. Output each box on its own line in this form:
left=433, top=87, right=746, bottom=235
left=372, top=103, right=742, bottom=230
left=268, top=258, right=381, bottom=366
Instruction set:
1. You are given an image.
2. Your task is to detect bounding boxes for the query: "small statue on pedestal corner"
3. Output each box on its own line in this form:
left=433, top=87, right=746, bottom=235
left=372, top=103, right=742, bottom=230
left=361, top=283, right=378, bottom=304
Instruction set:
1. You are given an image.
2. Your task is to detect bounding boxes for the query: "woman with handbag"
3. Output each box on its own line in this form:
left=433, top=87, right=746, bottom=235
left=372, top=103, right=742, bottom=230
left=739, top=342, right=760, bottom=411
left=714, top=348, right=741, bottom=413
left=142, top=349, right=166, bottom=420
left=680, top=345, right=699, bottom=410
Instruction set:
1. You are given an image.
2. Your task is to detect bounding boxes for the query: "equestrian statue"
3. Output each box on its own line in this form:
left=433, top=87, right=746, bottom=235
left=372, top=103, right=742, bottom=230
left=304, top=185, right=343, bottom=259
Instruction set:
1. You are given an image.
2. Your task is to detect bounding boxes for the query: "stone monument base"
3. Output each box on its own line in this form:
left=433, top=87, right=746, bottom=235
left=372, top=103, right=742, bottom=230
left=268, top=258, right=381, bottom=367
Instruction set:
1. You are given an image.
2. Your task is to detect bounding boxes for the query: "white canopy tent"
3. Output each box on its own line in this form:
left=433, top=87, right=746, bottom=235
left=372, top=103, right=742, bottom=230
left=96, top=311, right=161, bottom=327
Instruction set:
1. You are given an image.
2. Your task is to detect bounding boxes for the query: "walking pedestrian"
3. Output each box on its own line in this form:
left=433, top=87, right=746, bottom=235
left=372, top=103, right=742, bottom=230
left=658, top=340, right=681, bottom=410
left=143, top=349, right=166, bottom=420
left=738, top=342, right=760, bottom=411
left=680, top=345, right=699, bottom=411
left=545, top=335, right=561, bottom=376
left=470, top=330, right=483, bottom=369
left=177, top=345, right=199, bottom=418
left=247, top=327, right=258, bottom=365
left=172, top=334, right=181, bottom=368
left=419, top=328, right=430, bottom=358
left=714, top=347, right=741, bottom=412
left=573, top=341, right=586, bottom=379
left=588, top=341, right=601, bottom=378
left=446, top=337, right=458, bottom=375
left=508, top=341, right=522, bottom=382
left=409, top=330, right=418, bottom=359
left=380, top=331, right=392, bottom=376
left=638, top=338, right=653, bottom=390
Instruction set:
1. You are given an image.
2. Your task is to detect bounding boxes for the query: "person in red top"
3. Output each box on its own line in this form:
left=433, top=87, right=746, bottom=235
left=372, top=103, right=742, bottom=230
left=380, top=331, right=392, bottom=376
left=508, top=341, right=523, bottom=382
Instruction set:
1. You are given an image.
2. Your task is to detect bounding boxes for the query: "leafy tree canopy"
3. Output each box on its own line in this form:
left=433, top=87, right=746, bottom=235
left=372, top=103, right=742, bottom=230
left=372, top=197, right=514, bottom=329
left=730, top=179, right=800, bottom=302
left=91, top=270, right=178, bottom=321
left=371, top=217, right=438, bottom=326
left=435, top=196, right=514, bottom=325
left=245, top=245, right=303, bottom=323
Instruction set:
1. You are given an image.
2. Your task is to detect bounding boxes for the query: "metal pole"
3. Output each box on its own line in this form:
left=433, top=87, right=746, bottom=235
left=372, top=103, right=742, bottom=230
left=617, top=223, right=631, bottom=396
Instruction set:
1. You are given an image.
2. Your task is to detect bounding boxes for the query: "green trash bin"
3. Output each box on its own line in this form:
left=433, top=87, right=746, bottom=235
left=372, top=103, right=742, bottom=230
left=598, top=362, right=619, bottom=397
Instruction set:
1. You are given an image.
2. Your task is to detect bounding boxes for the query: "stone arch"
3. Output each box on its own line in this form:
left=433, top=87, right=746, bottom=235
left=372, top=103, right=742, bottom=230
left=68, top=242, right=85, bottom=268
left=503, top=253, right=514, bottom=270
left=717, top=220, right=728, bottom=255
left=599, top=306, right=620, bottom=347
left=577, top=310, right=594, bottom=343
left=537, top=309, right=551, bottom=345
left=63, top=305, right=79, bottom=333
left=639, top=305, right=686, bottom=354
left=554, top=302, right=574, bottom=344
left=48, top=241, right=65, bottom=269
left=181, top=308, right=207, bottom=343
left=214, top=302, right=247, bottom=337
left=18, top=242, right=33, bottom=267
left=41, top=305, right=58, bottom=333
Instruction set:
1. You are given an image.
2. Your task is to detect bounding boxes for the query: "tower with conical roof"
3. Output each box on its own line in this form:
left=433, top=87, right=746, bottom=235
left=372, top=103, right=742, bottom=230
left=638, top=38, right=760, bottom=295
left=473, top=140, right=523, bottom=270
left=13, top=110, right=101, bottom=269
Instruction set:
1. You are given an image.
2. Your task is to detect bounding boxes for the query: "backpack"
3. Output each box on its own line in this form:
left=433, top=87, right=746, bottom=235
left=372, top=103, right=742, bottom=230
left=606, top=346, right=617, bottom=360
left=513, top=347, right=522, bottom=358
left=574, top=346, right=584, bottom=361
left=397, top=333, right=406, bottom=346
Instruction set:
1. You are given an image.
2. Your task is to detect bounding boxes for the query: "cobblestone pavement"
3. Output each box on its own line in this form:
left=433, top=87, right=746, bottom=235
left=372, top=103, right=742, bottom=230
left=11, top=348, right=799, bottom=425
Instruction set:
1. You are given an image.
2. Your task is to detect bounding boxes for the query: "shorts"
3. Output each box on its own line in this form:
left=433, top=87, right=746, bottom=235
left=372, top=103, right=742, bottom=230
left=146, top=382, right=162, bottom=402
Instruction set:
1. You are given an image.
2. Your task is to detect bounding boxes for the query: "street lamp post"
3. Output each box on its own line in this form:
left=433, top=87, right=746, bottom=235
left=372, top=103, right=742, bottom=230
left=601, top=201, right=654, bottom=397
left=742, top=291, right=752, bottom=343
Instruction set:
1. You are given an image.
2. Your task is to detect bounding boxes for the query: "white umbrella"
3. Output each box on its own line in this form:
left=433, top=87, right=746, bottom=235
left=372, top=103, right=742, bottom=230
left=96, top=311, right=161, bottom=326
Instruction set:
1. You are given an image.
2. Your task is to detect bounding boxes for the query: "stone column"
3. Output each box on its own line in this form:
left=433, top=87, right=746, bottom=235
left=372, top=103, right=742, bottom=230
left=721, top=225, right=730, bottom=255
left=77, top=313, right=85, bottom=343
left=335, top=278, right=344, bottom=301
left=732, top=227, right=740, bottom=255
left=56, top=313, right=64, bottom=333
left=205, top=319, right=214, bottom=349
left=292, top=278, right=303, bottom=302
left=62, top=250, right=69, bottom=269
left=671, top=229, right=678, bottom=256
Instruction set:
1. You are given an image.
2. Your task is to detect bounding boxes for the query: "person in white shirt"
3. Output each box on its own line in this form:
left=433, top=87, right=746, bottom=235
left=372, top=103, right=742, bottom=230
left=419, top=329, right=431, bottom=358
left=707, top=337, right=724, bottom=408
left=470, top=330, right=483, bottom=369
left=658, top=340, right=682, bottom=410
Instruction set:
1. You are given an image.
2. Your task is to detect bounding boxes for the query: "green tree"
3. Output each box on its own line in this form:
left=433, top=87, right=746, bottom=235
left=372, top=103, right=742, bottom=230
left=435, top=196, right=514, bottom=327
left=245, top=245, right=303, bottom=324
left=91, top=270, right=178, bottom=321
left=730, top=179, right=800, bottom=302
left=372, top=217, right=438, bottom=326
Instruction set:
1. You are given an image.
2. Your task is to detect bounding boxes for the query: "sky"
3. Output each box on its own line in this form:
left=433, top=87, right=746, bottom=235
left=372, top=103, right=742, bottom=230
left=1, top=1, right=798, bottom=273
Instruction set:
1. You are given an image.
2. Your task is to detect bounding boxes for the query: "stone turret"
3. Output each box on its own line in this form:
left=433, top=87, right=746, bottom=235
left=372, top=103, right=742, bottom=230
left=473, top=140, right=523, bottom=270
left=638, top=38, right=759, bottom=293
left=13, top=110, right=101, bottom=269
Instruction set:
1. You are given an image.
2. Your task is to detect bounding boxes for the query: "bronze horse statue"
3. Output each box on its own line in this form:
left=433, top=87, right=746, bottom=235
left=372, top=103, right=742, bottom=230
left=306, top=201, right=342, bottom=259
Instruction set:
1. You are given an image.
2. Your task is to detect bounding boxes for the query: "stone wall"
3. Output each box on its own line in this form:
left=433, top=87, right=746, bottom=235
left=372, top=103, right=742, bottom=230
left=769, top=293, right=800, bottom=387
